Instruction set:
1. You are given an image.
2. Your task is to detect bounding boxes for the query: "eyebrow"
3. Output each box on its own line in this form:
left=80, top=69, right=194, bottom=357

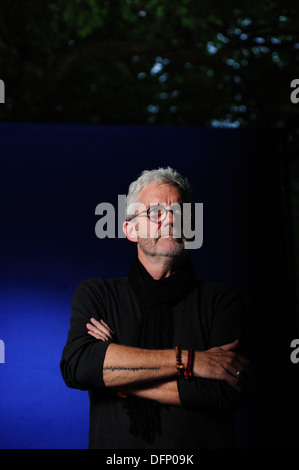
left=143, top=201, right=183, bottom=207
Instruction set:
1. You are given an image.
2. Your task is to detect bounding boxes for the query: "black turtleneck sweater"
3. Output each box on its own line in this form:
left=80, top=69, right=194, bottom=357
left=60, top=275, right=250, bottom=449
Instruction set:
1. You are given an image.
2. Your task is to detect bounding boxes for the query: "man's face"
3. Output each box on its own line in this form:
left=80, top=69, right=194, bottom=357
left=134, top=183, right=186, bottom=258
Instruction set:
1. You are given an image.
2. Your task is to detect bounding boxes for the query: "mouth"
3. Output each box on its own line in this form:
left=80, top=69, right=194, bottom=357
left=159, top=233, right=184, bottom=244
left=159, top=228, right=184, bottom=239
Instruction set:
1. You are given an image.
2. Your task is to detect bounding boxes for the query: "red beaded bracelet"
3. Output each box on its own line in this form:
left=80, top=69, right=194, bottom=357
left=175, top=346, right=194, bottom=379
left=184, top=348, right=194, bottom=379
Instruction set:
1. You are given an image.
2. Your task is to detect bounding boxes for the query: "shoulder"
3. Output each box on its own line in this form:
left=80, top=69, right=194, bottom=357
left=196, top=279, right=245, bottom=309
left=73, top=276, right=129, bottom=301
left=75, top=276, right=128, bottom=292
left=197, top=279, right=241, bottom=295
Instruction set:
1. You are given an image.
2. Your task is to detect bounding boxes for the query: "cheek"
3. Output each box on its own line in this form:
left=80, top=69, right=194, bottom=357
left=137, top=220, right=160, bottom=238
left=135, top=219, right=147, bottom=237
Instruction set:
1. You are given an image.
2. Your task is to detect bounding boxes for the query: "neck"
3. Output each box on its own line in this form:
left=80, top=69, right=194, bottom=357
left=137, top=248, right=186, bottom=280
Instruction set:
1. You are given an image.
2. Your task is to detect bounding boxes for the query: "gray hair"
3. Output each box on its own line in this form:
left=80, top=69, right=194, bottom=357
left=126, top=167, right=191, bottom=218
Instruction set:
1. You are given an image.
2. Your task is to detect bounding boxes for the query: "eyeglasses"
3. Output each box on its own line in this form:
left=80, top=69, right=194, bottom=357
left=127, top=204, right=183, bottom=223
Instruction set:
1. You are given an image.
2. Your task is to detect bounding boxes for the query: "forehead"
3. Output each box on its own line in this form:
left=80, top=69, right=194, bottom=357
left=138, top=183, right=182, bottom=205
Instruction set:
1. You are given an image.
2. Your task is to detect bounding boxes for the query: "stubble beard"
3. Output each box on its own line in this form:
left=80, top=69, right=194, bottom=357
left=137, top=235, right=185, bottom=258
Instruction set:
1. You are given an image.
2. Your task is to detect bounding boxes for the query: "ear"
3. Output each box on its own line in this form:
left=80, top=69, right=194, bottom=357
left=123, top=220, right=138, bottom=243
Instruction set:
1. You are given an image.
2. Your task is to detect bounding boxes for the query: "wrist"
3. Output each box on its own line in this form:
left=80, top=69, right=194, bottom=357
left=175, top=347, right=194, bottom=379
left=181, top=349, right=188, bottom=372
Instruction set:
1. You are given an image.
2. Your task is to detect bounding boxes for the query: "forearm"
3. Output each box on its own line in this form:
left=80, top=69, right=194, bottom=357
left=125, top=379, right=181, bottom=406
left=103, top=343, right=187, bottom=388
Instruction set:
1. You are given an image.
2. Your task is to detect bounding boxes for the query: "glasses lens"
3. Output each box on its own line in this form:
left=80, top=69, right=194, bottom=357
left=148, top=205, right=166, bottom=222
left=148, top=205, right=184, bottom=222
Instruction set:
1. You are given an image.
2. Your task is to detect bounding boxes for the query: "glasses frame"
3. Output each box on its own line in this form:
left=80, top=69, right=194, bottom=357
left=126, top=204, right=183, bottom=224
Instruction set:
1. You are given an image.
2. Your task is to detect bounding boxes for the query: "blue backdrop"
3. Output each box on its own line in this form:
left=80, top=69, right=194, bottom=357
left=0, top=123, right=295, bottom=449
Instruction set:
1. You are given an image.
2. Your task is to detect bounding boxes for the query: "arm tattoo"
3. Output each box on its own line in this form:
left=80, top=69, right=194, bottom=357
left=103, top=366, right=160, bottom=372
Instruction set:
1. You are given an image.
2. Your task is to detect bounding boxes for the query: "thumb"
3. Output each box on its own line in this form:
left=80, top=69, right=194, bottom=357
left=221, top=339, right=239, bottom=351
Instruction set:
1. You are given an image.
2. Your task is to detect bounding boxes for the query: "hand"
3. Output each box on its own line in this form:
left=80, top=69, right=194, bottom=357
left=86, top=317, right=115, bottom=342
left=193, top=339, right=250, bottom=391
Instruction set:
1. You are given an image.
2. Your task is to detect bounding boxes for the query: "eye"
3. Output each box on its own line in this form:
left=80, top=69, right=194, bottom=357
left=149, top=205, right=160, bottom=215
left=173, top=207, right=182, bottom=216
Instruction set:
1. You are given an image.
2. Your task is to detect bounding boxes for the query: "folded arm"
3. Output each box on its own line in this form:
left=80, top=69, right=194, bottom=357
left=60, top=280, right=250, bottom=413
left=87, top=318, right=249, bottom=407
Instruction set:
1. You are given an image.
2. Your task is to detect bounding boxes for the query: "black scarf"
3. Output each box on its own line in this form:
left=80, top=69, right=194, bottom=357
left=125, top=254, right=196, bottom=443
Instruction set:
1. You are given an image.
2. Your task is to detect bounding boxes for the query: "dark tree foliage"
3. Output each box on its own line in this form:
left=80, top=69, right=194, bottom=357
left=1, top=0, right=298, bottom=128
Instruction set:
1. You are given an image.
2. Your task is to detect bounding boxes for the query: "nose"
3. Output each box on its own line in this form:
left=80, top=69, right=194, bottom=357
left=164, top=208, right=174, bottom=224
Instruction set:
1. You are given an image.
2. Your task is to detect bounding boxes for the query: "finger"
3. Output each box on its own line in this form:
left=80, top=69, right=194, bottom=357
left=86, top=322, right=102, bottom=336
left=86, top=322, right=96, bottom=332
left=88, top=330, right=109, bottom=341
left=87, top=328, right=103, bottom=340
left=236, top=370, right=248, bottom=385
left=89, top=317, right=102, bottom=329
left=220, top=341, right=250, bottom=372
left=100, top=320, right=115, bottom=337
left=220, top=339, right=239, bottom=351
left=90, top=318, right=114, bottom=337
left=222, top=360, right=240, bottom=379
left=226, top=355, right=250, bottom=379
left=99, top=319, right=115, bottom=335
left=223, top=370, right=243, bottom=392
left=226, top=364, right=249, bottom=384
left=86, top=322, right=102, bottom=334
left=216, top=351, right=250, bottom=381
left=86, top=322, right=111, bottom=341
left=233, top=354, right=251, bottom=373
left=225, top=374, right=239, bottom=391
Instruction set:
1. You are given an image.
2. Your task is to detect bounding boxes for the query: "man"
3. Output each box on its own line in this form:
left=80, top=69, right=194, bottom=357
left=60, top=167, right=250, bottom=449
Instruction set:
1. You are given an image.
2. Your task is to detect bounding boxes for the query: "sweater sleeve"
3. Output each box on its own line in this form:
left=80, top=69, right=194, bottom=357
left=60, top=279, right=111, bottom=391
left=177, top=285, right=251, bottom=413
